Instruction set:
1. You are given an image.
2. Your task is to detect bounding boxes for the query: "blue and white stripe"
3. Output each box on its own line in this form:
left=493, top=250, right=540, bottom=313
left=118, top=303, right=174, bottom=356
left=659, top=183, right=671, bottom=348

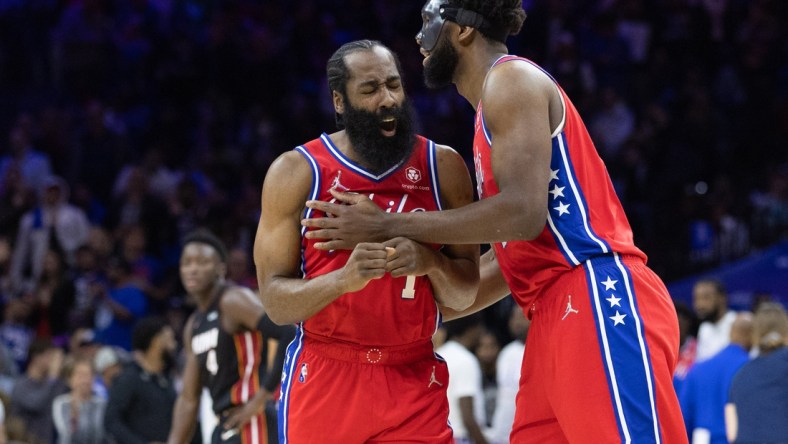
left=427, top=139, right=443, bottom=210
left=585, top=255, right=661, bottom=443
left=320, top=133, right=403, bottom=181
left=295, top=146, right=321, bottom=276
left=278, top=324, right=305, bottom=444
left=547, top=132, right=610, bottom=265
left=480, top=115, right=493, bottom=147
left=280, top=146, right=318, bottom=443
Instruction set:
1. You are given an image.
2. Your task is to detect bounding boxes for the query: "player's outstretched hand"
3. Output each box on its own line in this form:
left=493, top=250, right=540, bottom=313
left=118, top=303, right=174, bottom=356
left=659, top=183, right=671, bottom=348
left=303, top=189, right=389, bottom=250
left=339, top=243, right=389, bottom=293
left=222, top=395, right=266, bottom=432
left=383, top=238, right=435, bottom=277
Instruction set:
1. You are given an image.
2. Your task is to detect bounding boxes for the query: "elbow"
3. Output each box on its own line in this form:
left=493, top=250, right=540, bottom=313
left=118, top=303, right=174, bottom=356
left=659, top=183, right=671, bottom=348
left=443, top=283, right=478, bottom=312
left=261, top=300, right=289, bottom=325
left=266, top=311, right=291, bottom=326
left=500, top=194, right=546, bottom=241
left=258, top=284, right=287, bottom=325
left=512, top=208, right=546, bottom=241
left=449, top=296, right=474, bottom=312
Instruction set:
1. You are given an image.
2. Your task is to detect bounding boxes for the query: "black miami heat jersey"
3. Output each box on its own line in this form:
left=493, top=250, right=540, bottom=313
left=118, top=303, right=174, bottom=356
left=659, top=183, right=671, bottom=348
left=190, top=289, right=264, bottom=414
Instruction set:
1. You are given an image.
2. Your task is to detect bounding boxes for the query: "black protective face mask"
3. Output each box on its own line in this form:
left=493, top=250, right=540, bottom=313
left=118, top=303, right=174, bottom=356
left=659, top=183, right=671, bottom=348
left=416, top=0, right=448, bottom=52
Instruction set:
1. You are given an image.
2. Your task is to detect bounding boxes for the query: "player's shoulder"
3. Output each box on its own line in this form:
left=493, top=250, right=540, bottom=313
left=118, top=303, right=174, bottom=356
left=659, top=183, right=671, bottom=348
left=428, top=140, right=467, bottom=176
left=484, top=57, right=555, bottom=100
left=267, top=149, right=312, bottom=179
left=262, top=147, right=316, bottom=203
left=416, top=133, right=458, bottom=159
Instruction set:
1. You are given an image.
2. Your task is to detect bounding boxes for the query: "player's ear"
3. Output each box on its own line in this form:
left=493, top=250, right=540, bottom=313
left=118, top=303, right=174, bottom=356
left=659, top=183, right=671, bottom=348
left=333, top=90, right=345, bottom=114
left=457, top=24, right=478, bottom=46
left=217, top=262, right=227, bottom=279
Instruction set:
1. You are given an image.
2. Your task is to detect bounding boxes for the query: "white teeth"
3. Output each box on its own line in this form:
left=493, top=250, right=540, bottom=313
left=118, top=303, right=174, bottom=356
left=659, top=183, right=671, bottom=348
left=382, top=117, right=395, bottom=122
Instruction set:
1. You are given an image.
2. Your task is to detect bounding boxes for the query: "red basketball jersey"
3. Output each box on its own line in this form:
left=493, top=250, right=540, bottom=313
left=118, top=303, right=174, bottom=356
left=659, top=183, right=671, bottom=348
left=472, top=56, right=646, bottom=308
left=297, top=133, right=443, bottom=346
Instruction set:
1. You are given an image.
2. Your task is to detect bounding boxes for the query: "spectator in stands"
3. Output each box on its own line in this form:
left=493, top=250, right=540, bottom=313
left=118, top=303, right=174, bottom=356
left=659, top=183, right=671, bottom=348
left=475, top=330, right=500, bottom=429
left=69, top=245, right=107, bottom=331
left=8, top=176, right=90, bottom=295
left=226, top=247, right=257, bottom=289
left=106, top=168, right=173, bottom=257
left=679, top=312, right=753, bottom=443
left=438, top=314, right=489, bottom=444
left=0, top=165, right=35, bottom=238
left=489, top=305, right=530, bottom=444
left=93, top=345, right=125, bottom=399
left=93, top=257, right=148, bottom=350
left=726, top=303, right=788, bottom=443
left=52, top=358, right=106, bottom=444
left=693, top=279, right=737, bottom=361
left=9, top=339, right=66, bottom=444
left=673, top=300, right=699, bottom=393
left=30, top=249, right=76, bottom=342
left=0, top=125, right=52, bottom=194
left=104, top=317, right=178, bottom=444
left=0, top=300, right=33, bottom=375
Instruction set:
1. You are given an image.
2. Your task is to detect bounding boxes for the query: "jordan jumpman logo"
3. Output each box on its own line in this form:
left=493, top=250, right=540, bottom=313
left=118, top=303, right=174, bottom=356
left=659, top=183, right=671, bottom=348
left=330, top=170, right=349, bottom=191
left=428, top=366, right=443, bottom=388
left=562, top=295, right=580, bottom=320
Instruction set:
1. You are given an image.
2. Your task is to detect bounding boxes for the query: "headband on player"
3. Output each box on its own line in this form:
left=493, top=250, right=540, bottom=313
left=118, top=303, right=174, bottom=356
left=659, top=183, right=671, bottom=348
left=440, top=5, right=510, bottom=43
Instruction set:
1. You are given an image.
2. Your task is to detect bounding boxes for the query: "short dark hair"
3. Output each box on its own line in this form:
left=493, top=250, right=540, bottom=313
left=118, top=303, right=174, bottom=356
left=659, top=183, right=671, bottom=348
left=132, top=317, right=169, bottom=352
left=446, top=0, right=527, bottom=40
left=326, top=40, right=405, bottom=129
left=182, top=228, right=228, bottom=263
left=696, top=279, right=727, bottom=297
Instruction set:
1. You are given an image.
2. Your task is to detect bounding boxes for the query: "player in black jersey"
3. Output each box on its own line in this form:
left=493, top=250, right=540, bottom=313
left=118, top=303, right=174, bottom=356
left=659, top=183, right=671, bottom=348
left=167, top=229, right=294, bottom=444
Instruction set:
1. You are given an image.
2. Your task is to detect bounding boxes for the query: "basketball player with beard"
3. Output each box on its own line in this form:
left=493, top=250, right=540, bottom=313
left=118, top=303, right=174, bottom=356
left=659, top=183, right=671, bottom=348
left=253, top=40, right=479, bottom=443
left=168, top=230, right=294, bottom=444
left=301, top=2, right=688, bottom=443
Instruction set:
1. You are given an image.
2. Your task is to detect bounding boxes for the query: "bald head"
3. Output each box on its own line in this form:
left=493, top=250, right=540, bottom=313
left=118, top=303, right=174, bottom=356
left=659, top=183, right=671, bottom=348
left=729, top=312, right=754, bottom=350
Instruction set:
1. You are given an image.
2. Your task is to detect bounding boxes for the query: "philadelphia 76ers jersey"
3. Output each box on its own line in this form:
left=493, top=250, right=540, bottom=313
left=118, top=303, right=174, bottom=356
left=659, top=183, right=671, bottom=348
left=473, top=55, right=646, bottom=307
left=297, top=133, right=443, bottom=346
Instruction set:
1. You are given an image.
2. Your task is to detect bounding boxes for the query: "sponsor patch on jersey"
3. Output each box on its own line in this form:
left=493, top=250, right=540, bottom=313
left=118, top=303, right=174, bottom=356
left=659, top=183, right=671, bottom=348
left=405, top=166, right=422, bottom=183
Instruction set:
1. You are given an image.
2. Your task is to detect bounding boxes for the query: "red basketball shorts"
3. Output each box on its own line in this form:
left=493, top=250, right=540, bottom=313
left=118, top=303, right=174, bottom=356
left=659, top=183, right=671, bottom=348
left=511, top=254, right=688, bottom=443
left=278, top=334, right=452, bottom=443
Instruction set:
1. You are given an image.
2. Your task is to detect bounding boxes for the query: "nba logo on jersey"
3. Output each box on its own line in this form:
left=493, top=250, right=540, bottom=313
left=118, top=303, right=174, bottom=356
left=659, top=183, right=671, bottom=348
left=298, top=363, right=308, bottom=383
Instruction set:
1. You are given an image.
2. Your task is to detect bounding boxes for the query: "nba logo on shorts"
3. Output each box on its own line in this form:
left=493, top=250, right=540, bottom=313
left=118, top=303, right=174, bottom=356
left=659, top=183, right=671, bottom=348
left=298, top=363, right=308, bottom=383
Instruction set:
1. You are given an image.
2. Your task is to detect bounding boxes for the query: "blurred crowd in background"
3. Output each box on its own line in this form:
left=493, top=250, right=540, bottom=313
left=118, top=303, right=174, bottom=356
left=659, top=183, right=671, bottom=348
left=0, top=0, right=786, bottom=442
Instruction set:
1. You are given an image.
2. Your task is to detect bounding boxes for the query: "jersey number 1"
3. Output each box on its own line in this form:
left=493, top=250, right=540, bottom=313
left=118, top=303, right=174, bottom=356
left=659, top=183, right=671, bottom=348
left=401, top=276, right=416, bottom=299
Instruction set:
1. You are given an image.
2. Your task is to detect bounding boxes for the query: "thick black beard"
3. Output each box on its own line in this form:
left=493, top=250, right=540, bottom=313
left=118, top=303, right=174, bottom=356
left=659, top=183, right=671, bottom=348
left=342, top=99, right=416, bottom=174
left=423, top=35, right=459, bottom=89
